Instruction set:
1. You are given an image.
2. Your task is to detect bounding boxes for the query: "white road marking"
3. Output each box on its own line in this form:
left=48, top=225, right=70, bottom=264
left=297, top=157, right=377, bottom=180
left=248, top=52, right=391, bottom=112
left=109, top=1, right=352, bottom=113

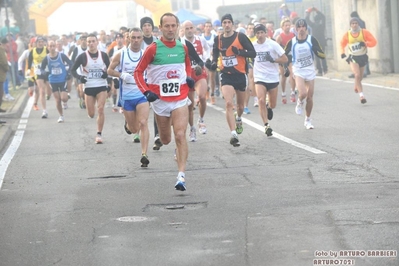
left=207, top=104, right=326, bottom=154
left=0, top=97, right=34, bottom=189
left=316, top=76, right=399, bottom=91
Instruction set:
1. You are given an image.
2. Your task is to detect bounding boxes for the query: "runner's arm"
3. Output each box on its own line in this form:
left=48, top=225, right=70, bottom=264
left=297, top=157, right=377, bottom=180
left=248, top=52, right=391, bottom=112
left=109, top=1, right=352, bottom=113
left=107, top=51, right=122, bottom=78
left=18, top=50, right=29, bottom=71
left=183, top=44, right=192, bottom=77
left=61, top=53, right=73, bottom=69
left=40, top=56, right=48, bottom=72
left=71, top=47, right=78, bottom=62
left=101, top=51, right=110, bottom=69
left=71, top=53, right=85, bottom=78
left=311, top=36, right=325, bottom=59
left=185, top=40, right=204, bottom=67
left=284, top=40, right=292, bottom=56
left=363, top=29, right=377, bottom=48
left=340, top=33, right=349, bottom=55
left=238, top=33, right=257, bottom=58
left=134, top=43, right=156, bottom=93
left=27, top=50, right=33, bottom=69
left=211, top=36, right=220, bottom=64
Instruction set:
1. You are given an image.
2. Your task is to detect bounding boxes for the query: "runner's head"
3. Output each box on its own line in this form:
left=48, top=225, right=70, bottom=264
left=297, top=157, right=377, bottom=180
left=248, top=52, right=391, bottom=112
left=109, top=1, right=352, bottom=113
left=295, top=19, right=307, bottom=30
left=295, top=18, right=307, bottom=36
left=221, top=14, right=234, bottom=34
left=48, top=40, right=56, bottom=53
left=128, top=27, right=143, bottom=52
left=159, top=13, right=179, bottom=41
left=36, top=36, right=45, bottom=48
left=254, top=23, right=266, bottom=41
left=349, top=17, right=361, bottom=32
left=280, top=18, right=291, bottom=33
left=182, top=20, right=195, bottom=39
left=221, top=13, right=233, bottom=24
left=254, top=23, right=266, bottom=34
left=86, top=33, right=98, bottom=52
left=350, top=17, right=361, bottom=26
left=140, top=16, right=154, bottom=37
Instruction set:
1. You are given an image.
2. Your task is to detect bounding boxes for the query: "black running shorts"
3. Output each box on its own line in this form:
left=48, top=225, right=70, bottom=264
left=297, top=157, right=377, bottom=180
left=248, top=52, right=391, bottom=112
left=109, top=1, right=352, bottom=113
left=220, top=72, right=248, bottom=92
left=84, top=86, right=107, bottom=97
left=349, top=54, right=368, bottom=68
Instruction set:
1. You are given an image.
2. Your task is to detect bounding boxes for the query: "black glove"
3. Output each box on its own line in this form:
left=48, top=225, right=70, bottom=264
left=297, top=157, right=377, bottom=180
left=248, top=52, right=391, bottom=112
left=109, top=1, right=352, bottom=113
left=186, top=77, right=195, bottom=89
left=232, top=46, right=240, bottom=55
left=144, top=91, right=159, bottom=102
left=284, top=66, right=290, bottom=77
left=66, top=72, right=72, bottom=80
left=341, top=53, right=346, bottom=59
left=79, top=75, right=87, bottom=84
left=205, top=59, right=217, bottom=71
left=101, top=70, right=108, bottom=79
left=346, top=56, right=352, bottom=64
left=113, top=78, right=119, bottom=89
left=359, top=42, right=366, bottom=48
left=265, top=53, right=275, bottom=63
left=18, top=70, right=23, bottom=76
left=194, top=65, right=202, bottom=76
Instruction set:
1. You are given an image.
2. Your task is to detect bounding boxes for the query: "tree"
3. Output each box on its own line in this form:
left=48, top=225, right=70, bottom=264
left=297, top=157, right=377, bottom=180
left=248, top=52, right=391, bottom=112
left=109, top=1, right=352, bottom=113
left=1, top=0, right=29, bottom=35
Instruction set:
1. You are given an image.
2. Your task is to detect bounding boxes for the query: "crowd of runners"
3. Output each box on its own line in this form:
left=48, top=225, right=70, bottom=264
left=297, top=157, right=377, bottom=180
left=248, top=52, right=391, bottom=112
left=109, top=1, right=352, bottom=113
left=4, top=8, right=376, bottom=191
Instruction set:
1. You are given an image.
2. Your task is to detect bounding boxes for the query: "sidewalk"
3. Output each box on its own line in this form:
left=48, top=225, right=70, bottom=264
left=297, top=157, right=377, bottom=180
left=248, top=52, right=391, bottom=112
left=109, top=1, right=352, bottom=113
left=322, top=70, right=399, bottom=89
left=0, top=85, right=29, bottom=152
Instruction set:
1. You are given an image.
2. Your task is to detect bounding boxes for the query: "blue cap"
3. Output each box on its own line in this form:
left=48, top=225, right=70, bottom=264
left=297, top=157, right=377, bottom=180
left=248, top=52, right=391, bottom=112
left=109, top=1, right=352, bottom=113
left=213, top=19, right=221, bottom=26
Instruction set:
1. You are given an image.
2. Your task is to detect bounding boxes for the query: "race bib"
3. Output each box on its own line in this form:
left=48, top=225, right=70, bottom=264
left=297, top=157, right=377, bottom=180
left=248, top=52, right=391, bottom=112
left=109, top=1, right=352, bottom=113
left=51, top=67, right=62, bottom=75
left=88, top=69, right=103, bottom=79
left=297, top=55, right=313, bottom=68
left=159, top=78, right=181, bottom=97
left=34, top=64, right=41, bottom=75
left=222, top=56, right=238, bottom=67
left=256, top=52, right=268, bottom=62
left=350, top=42, right=364, bottom=53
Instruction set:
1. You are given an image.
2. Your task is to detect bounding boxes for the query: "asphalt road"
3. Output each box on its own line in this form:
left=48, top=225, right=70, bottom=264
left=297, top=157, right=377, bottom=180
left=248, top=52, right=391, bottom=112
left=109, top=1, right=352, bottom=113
left=0, top=77, right=398, bottom=266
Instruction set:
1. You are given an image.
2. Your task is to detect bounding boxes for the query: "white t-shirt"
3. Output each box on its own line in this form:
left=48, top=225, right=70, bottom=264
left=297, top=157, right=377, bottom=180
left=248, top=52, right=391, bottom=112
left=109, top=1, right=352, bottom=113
left=252, top=38, right=285, bottom=83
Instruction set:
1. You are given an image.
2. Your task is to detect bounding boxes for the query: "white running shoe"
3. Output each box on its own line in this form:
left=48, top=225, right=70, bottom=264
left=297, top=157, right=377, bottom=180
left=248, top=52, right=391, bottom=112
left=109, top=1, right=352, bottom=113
left=4, top=94, right=15, bottom=101
left=41, top=111, right=48, bottom=119
left=105, top=98, right=111, bottom=108
left=62, top=102, right=68, bottom=109
left=189, top=128, right=197, bottom=142
left=290, top=92, right=296, bottom=103
left=304, top=119, right=314, bottom=129
left=175, top=175, right=186, bottom=191
left=253, top=98, right=259, bottom=107
left=295, top=99, right=303, bottom=115
left=57, top=116, right=64, bottom=123
left=198, top=122, right=207, bottom=134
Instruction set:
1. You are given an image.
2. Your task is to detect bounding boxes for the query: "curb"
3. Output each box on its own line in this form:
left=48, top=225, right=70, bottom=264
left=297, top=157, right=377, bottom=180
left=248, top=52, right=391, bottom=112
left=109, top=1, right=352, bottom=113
left=0, top=86, right=29, bottom=152
left=0, top=86, right=29, bottom=119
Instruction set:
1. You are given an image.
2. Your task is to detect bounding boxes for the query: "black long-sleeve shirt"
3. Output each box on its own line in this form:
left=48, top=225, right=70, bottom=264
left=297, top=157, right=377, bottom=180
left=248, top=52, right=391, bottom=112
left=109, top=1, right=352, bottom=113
left=178, top=38, right=204, bottom=68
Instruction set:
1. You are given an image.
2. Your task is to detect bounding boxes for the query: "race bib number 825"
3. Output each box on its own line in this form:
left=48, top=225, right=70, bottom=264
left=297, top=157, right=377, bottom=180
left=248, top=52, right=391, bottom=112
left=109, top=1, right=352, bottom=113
left=160, top=78, right=181, bottom=97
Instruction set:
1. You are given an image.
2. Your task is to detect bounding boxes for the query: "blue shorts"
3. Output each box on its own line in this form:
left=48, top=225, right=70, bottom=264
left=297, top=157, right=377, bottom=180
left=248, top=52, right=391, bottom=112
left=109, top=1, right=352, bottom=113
left=121, top=95, right=148, bottom=111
